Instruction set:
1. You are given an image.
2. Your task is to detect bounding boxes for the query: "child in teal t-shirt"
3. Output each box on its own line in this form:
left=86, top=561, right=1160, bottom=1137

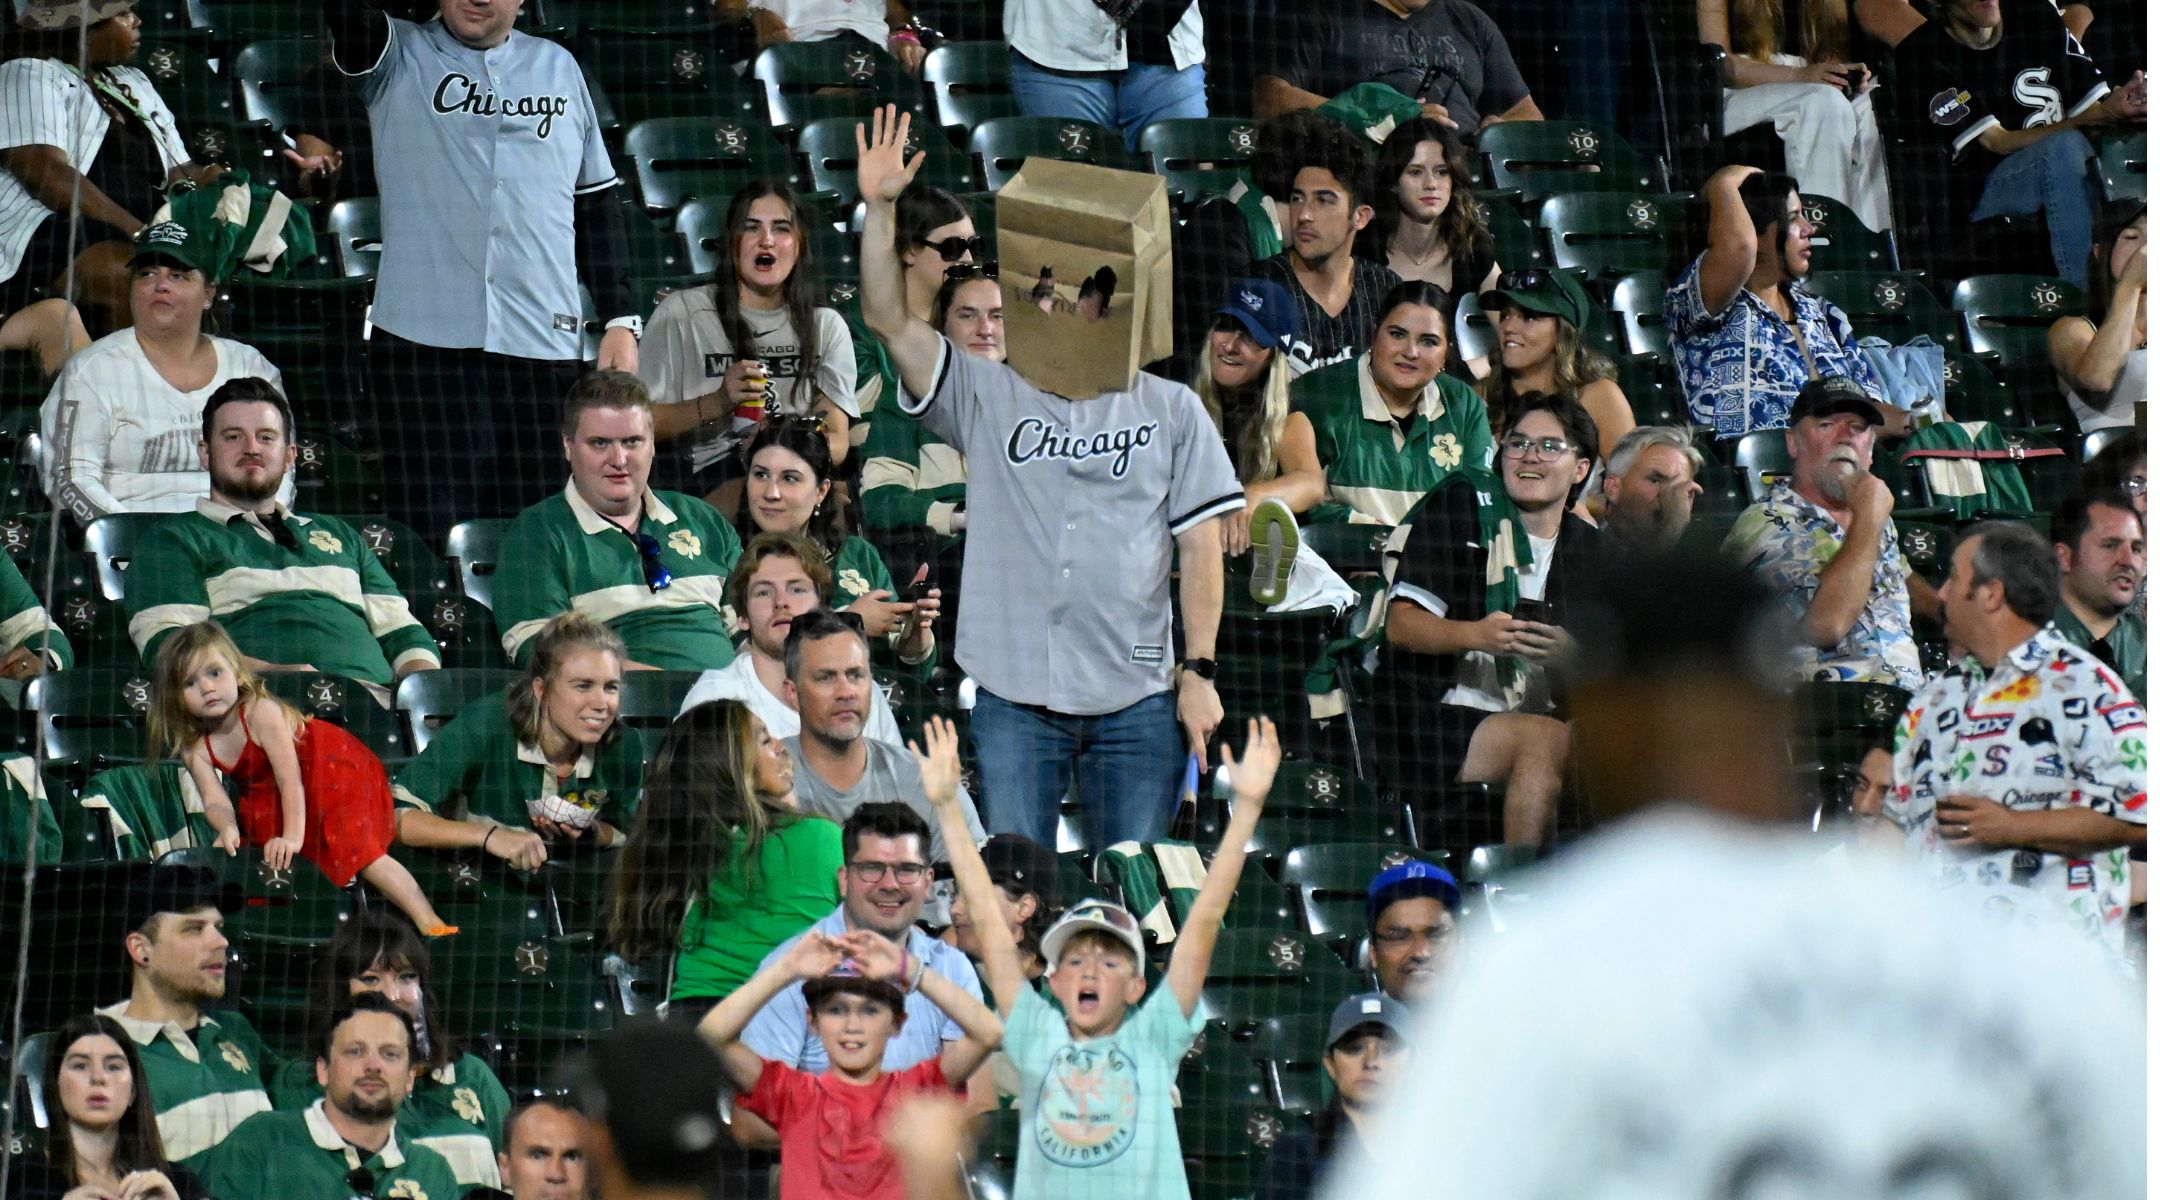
left=913, top=715, right=1282, bottom=1200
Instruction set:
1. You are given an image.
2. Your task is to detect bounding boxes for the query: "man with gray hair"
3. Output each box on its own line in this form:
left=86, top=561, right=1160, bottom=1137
left=1724, top=376, right=1939, bottom=690
left=1887, top=520, right=2148, bottom=966
left=1599, top=425, right=1703, bottom=553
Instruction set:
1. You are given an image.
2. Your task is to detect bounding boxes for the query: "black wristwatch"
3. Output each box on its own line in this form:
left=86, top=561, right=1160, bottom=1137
left=1180, top=657, right=1218, bottom=682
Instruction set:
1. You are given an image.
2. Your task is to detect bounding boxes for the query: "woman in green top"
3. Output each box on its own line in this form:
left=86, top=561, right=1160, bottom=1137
left=392, top=613, right=645, bottom=870
left=270, top=913, right=512, bottom=1193
left=736, top=418, right=939, bottom=675
left=609, top=699, right=840, bottom=1023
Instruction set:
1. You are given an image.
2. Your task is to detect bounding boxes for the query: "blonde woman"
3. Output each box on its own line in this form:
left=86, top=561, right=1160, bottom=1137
left=1699, top=0, right=1892, bottom=230
left=1474, top=269, right=1634, bottom=462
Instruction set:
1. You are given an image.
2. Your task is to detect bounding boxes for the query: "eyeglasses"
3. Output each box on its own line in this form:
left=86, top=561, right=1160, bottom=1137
left=1371, top=924, right=1453, bottom=947
left=1500, top=435, right=1577, bottom=460
left=918, top=235, right=986, bottom=263
left=847, top=861, right=930, bottom=884
left=2125, top=477, right=2148, bottom=496
left=625, top=530, right=672, bottom=592
left=944, top=260, right=1000, bottom=282
left=346, top=1168, right=376, bottom=1199
left=1497, top=269, right=1550, bottom=292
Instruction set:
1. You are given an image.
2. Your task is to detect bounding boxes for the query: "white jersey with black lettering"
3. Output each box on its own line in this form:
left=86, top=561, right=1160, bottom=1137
left=898, top=338, right=1242, bottom=715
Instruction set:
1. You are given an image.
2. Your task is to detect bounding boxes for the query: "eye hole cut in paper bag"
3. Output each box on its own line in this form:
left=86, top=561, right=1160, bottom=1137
left=995, top=157, right=1173, bottom=399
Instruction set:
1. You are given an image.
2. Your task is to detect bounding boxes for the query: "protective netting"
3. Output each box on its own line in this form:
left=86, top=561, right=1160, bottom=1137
left=0, top=0, right=2146, bottom=1196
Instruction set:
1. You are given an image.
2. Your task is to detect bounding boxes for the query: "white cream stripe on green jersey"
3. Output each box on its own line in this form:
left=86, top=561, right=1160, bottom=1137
left=1, top=753, right=39, bottom=803
left=413, top=1129, right=501, bottom=1190
left=502, top=574, right=733, bottom=657
left=204, top=564, right=369, bottom=614
left=80, top=767, right=210, bottom=857
left=155, top=1092, right=273, bottom=1164
left=128, top=602, right=214, bottom=648
left=0, top=605, right=56, bottom=662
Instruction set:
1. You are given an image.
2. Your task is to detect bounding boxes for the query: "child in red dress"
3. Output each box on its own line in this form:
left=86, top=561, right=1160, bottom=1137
left=149, top=621, right=455, bottom=935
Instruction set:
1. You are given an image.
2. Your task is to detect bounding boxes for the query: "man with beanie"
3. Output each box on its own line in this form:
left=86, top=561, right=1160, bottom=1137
left=1364, top=861, right=1462, bottom=1004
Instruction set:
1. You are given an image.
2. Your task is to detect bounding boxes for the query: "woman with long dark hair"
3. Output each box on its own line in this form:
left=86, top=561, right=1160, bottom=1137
left=2050, top=200, right=2146, bottom=433
left=737, top=417, right=939, bottom=669
left=269, top=913, right=511, bottom=1192
left=609, top=698, right=838, bottom=1021
left=639, top=178, right=857, bottom=509
left=1357, top=121, right=1497, bottom=317
left=6, top=1012, right=205, bottom=1200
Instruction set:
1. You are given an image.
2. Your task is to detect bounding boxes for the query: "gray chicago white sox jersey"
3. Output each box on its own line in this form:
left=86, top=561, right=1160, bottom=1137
left=898, top=339, right=1243, bottom=715
left=345, top=18, right=615, bottom=360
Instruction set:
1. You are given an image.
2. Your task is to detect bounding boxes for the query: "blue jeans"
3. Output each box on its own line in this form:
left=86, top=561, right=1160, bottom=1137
left=1971, top=127, right=2098, bottom=280
left=971, top=689, right=1186, bottom=851
left=1007, top=52, right=1208, bottom=149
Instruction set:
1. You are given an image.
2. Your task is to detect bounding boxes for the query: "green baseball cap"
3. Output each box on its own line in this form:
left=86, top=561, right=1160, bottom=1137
left=128, top=219, right=212, bottom=275
left=1479, top=268, right=1592, bottom=332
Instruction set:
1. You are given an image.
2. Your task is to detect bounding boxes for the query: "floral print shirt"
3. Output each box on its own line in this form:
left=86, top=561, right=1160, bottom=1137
left=1724, top=480, right=1924, bottom=690
left=1666, top=253, right=1886, bottom=439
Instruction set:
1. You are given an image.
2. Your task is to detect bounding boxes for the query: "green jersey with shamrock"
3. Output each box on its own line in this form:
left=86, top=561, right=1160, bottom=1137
left=1292, top=353, right=1494, bottom=526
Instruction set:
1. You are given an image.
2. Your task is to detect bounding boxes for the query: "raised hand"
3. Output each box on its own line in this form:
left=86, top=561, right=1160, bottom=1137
left=839, top=929, right=907, bottom=981
left=855, top=103, right=927, bottom=206
left=783, top=932, right=849, bottom=980
left=1218, top=717, right=1281, bottom=806
left=909, top=716, right=964, bottom=809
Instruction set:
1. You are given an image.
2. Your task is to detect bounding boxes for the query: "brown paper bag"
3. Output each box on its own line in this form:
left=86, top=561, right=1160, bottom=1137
left=994, top=157, right=1173, bottom=398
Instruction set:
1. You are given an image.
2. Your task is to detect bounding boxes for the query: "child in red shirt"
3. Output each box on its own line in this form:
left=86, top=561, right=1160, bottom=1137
left=699, top=928, right=1003, bottom=1200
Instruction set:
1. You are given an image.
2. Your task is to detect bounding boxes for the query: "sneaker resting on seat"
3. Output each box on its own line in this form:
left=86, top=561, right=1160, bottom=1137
left=1248, top=497, right=1299, bottom=608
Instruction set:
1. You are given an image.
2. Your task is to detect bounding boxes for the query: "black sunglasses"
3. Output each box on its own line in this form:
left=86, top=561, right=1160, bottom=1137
left=625, top=530, right=672, bottom=593
left=1497, top=269, right=1550, bottom=292
left=347, top=1168, right=376, bottom=1198
left=918, top=235, right=986, bottom=263
left=945, top=259, right=1000, bottom=282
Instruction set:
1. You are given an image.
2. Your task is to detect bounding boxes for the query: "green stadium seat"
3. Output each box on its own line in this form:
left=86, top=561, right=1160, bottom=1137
left=1299, top=522, right=1390, bottom=576
left=1475, top=121, right=1659, bottom=206
left=29, top=670, right=154, bottom=775
left=1198, top=929, right=1358, bottom=1031
left=1614, top=354, right=1690, bottom=428
left=1732, top=429, right=1792, bottom=502
left=796, top=115, right=978, bottom=209
left=751, top=43, right=927, bottom=136
left=1537, top=192, right=1677, bottom=280
left=257, top=672, right=409, bottom=765
left=967, top=116, right=1121, bottom=191
left=625, top=116, right=802, bottom=215
left=1277, top=842, right=1445, bottom=943
left=922, top=41, right=1019, bottom=135
left=231, top=38, right=327, bottom=134
left=1610, top=271, right=1670, bottom=360
left=1454, top=290, right=1497, bottom=364
left=82, top=512, right=165, bottom=603
left=2082, top=425, right=2137, bottom=463
left=966, top=1109, right=1018, bottom=1200
left=1136, top=118, right=1259, bottom=205
left=136, top=40, right=239, bottom=132
left=1799, top=192, right=1897, bottom=272
left=1898, top=518, right=1953, bottom=586
left=616, top=669, right=700, bottom=744
left=1213, top=602, right=1336, bottom=754
left=1952, top=274, right=2085, bottom=396
left=1472, top=191, right=1551, bottom=271
left=2094, top=130, right=2145, bottom=203
left=287, top=438, right=382, bottom=515
left=576, top=29, right=767, bottom=130
left=0, top=861, right=147, bottom=1028
left=1178, top=1019, right=1270, bottom=1109
left=1805, top=270, right=1961, bottom=347
left=446, top=519, right=511, bottom=613
left=1242, top=1010, right=1332, bottom=1115
left=134, top=0, right=209, bottom=42
left=197, top=0, right=323, bottom=44
left=573, top=0, right=734, bottom=32
left=396, top=667, right=517, bottom=755
left=1941, top=350, right=2022, bottom=427
left=322, top=196, right=381, bottom=279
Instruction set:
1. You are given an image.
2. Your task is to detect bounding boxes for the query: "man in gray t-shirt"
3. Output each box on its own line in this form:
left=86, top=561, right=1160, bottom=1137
left=782, top=609, right=988, bottom=864
left=1256, top=0, right=1542, bottom=132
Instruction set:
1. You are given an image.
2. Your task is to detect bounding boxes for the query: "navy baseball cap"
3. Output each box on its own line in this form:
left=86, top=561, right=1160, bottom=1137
left=1366, top=860, right=1462, bottom=927
left=1215, top=278, right=1300, bottom=352
left=1327, top=991, right=1413, bottom=1051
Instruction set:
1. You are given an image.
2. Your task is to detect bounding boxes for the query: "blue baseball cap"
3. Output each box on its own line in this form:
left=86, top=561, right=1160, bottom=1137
left=1367, top=860, right=1462, bottom=927
left=1214, top=278, right=1300, bottom=352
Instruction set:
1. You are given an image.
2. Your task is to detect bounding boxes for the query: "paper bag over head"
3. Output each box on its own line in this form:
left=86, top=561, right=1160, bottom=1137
left=995, top=157, right=1174, bottom=399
